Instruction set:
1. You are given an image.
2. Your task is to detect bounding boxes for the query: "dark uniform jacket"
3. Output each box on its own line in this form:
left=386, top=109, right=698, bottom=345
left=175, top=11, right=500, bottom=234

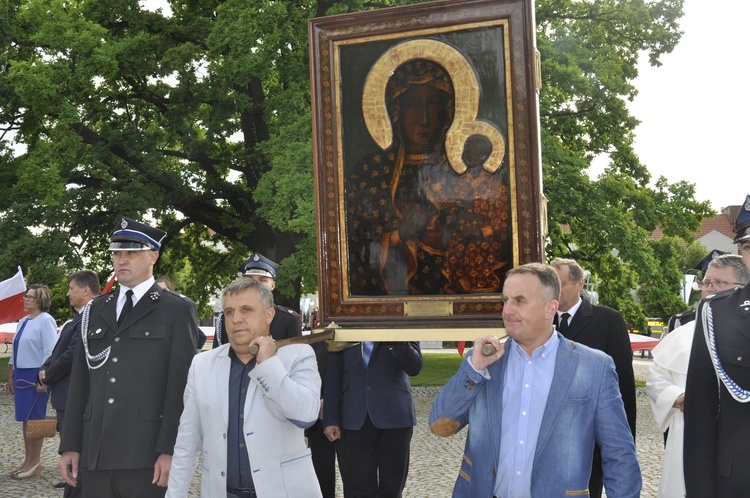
left=684, top=284, right=750, bottom=498
left=60, top=284, right=197, bottom=471
left=557, top=298, right=637, bottom=498
left=212, top=304, right=301, bottom=347
left=41, top=313, right=83, bottom=411
left=666, top=309, right=696, bottom=336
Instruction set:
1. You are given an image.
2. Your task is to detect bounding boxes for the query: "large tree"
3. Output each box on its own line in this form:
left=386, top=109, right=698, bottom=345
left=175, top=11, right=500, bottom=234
left=1, top=0, right=709, bottom=326
left=537, top=0, right=712, bottom=327
left=0, top=0, right=330, bottom=313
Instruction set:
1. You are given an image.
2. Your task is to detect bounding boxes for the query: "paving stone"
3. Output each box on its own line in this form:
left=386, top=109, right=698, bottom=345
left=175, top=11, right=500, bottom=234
left=0, top=358, right=662, bottom=497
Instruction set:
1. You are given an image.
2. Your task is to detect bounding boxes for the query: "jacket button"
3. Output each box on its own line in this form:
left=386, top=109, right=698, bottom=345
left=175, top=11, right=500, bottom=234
left=114, top=337, right=120, bottom=343
left=108, top=398, right=114, bottom=404
left=112, top=357, right=118, bottom=363
left=145, top=331, right=150, bottom=336
left=110, top=377, right=116, bottom=383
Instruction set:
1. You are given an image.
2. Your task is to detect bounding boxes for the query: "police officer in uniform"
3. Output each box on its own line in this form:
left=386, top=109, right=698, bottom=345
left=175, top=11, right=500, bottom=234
left=59, top=217, right=198, bottom=498
left=212, top=252, right=301, bottom=346
left=684, top=195, right=750, bottom=498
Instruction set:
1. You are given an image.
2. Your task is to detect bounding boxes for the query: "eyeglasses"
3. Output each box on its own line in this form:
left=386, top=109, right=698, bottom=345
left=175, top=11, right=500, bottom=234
left=696, top=280, right=742, bottom=290
left=23, top=295, right=38, bottom=300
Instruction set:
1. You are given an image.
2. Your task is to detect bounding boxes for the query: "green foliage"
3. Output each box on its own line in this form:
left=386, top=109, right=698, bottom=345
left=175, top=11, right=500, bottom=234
left=0, top=0, right=713, bottom=326
left=0, top=0, right=345, bottom=310
left=539, top=0, right=713, bottom=327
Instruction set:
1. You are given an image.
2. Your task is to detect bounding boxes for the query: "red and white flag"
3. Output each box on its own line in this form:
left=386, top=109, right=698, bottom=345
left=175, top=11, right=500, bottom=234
left=102, top=273, right=117, bottom=294
left=0, top=266, right=27, bottom=325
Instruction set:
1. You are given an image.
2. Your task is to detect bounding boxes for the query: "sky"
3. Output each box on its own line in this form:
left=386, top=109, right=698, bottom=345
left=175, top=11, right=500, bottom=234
left=592, top=0, right=749, bottom=213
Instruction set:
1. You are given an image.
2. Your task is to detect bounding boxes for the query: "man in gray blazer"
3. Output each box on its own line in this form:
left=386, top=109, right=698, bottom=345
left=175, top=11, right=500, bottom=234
left=168, top=278, right=321, bottom=498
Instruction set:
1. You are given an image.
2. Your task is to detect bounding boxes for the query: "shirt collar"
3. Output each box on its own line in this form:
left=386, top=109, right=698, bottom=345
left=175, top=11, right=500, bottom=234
left=510, top=329, right=560, bottom=360
left=119, top=277, right=155, bottom=306
left=558, top=296, right=583, bottom=319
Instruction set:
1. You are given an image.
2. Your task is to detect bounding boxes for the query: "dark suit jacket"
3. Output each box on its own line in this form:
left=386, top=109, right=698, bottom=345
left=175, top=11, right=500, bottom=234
left=684, top=284, right=750, bottom=498
left=559, top=299, right=637, bottom=437
left=323, top=342, right=422, bottom=430
left=60, top=284, right=197, bottom=471
left=41, top=313, right=83, bottom=411
left=212, top=304, right=301, bottom=348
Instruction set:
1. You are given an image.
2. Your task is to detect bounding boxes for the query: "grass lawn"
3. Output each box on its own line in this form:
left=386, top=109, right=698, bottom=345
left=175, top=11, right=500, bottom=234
left=0, top=356, right=8, bottom=382
left=0, top=353, right=644, bottom=388
left=410, top=353, right=464, bottom=387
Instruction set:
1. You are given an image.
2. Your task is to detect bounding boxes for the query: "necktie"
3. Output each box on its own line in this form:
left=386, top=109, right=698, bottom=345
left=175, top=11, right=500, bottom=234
left=558, top=312, right=570, bottom=333
left=362, top=341, right=375, bottom=367
left=118, top=290, right=134, bottom=326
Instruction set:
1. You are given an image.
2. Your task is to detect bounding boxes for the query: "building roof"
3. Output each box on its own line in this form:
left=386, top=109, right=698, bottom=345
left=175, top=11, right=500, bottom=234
left=691, top=212, right=735, bottom=239
left=650, top=206, right=737, bottom=241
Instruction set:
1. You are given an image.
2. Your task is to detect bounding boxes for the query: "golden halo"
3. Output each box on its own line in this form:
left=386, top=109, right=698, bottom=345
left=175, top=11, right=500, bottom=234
left=362, top=38, right=505, bottom=174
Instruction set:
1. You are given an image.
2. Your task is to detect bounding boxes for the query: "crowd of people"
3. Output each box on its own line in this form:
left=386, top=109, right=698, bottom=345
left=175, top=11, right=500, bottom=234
left=2, top=194, right=749, bottom=498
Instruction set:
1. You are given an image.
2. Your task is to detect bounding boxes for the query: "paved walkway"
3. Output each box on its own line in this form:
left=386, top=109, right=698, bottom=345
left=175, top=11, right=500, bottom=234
left=0, top=359, right=662, bottom=497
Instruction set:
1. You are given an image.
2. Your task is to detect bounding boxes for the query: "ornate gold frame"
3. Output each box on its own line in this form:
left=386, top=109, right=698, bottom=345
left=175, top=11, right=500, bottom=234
left=309, top=0, right=543, bottom=328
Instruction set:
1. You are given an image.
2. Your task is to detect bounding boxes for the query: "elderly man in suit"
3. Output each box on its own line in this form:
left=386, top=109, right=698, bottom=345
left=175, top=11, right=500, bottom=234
left=430, top=262, right=640, bottom=498
left=167, top=278, right=322, bottom=498
left=323, top=337, right=422, bottom=496
left=59, top=217, right=198, bottom=498
left=40, top=270, right=100, bottom=497
left=212, top=252, right=302, bottom=347
left=550, top=257, right=636, bottom=498
left=684, top=195, right=750, bottom=498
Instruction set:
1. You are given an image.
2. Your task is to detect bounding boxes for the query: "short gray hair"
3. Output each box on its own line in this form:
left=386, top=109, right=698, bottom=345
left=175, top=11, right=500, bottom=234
left=505, top=263, right=561, bottom=302
left=707, top=254, right=750, bottom=285
left=550, top=258, right=585, bottom=282
left=221, top=278, right=275, bottom=310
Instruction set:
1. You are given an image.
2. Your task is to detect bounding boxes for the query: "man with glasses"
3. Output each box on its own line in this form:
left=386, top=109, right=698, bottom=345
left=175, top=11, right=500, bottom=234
left=647, top=254, right=750, bottom=498
left=684, top=195, right=750, bottom=497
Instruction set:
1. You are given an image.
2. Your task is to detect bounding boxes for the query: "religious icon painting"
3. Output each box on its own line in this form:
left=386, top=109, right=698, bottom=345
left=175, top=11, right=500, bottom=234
left=309, top=0, right=543, bottom=327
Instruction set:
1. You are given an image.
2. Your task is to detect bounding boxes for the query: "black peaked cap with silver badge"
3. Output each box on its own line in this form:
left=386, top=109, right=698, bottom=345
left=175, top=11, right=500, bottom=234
left=109, top=217, right=167, bottom=251
left=734, top=195, right=750, bottom=243
left=238, top=252, right=280, bottom=279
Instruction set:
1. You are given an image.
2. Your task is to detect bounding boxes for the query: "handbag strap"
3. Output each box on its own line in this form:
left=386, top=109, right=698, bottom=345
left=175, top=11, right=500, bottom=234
left=25, top=392, right=47, bottom=421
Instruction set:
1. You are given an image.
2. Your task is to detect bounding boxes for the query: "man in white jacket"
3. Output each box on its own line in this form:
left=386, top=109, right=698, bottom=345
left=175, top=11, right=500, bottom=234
left=167, top=278, right=322, bottom=498
left=647, top=254, right=750, bottom=498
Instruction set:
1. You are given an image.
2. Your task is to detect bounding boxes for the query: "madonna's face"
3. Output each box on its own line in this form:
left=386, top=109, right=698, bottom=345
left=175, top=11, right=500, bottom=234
left=398, top=84, right=448, bottom=154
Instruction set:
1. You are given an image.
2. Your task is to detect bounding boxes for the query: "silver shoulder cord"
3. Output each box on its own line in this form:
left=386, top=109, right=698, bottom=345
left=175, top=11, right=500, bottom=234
left=81, top=301, right=111, bottom=370
left=215, top=313, right=224, bottom=346
left=702, top=300, right=750, bottom=403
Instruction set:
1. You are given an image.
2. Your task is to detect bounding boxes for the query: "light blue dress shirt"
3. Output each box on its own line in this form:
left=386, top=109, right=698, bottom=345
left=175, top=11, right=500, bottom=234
left=495, top=331, right=560, bottom=498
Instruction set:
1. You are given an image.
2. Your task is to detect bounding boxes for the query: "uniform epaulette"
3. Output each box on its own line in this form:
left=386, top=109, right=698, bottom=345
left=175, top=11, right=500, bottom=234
left=276, top=304, right=299, bottom=316
left=705, top=287, right=741, bottom=302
